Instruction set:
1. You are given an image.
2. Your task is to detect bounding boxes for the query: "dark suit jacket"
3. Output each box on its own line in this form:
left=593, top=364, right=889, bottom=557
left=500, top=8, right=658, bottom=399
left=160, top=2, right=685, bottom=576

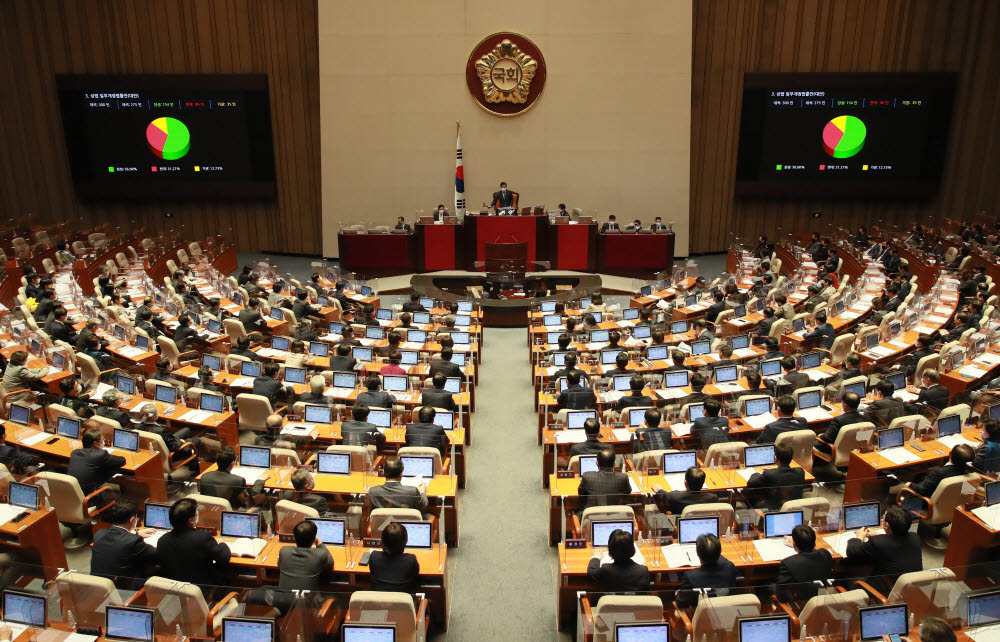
left=557, top=385, right=597, bottom=410
left=238, top=309, right=266, bottom=333
left=616, top=393, right=654, bottom=413
left=356, top=390, right=395, bottom=409
left=818, top=410, right=865, bottom=451
left=578, top=470, right=631, bottom=508
left=277, top=545, right=332, bottom=590
left=491, top=189, right=515, bottom=209
left=867, top=397, right=907, bottom=424
left=677, top=558, right=738, bottom=607
left=280, top=490, right=329, bottom=516
left=292, top=299, right=319, bottom=321
left=781, top=371, right=811, bottom=390
left=0, top=444, right=37, bottom=474
left=633, top=427, right=673, bottom=453
left=600, top=222, right=620, bottom=232
left=705, top=301, right=726, bottom=324
left=747, top=465, right=805, bottom=509
left=49, top=320, right=77, bottom=344
left=369, top=551, right=420, bottom=593
left=586, top=558, right=651, bottom=591
left=691, top=416, right=731, bottom=450
left=656, top=489, right=718, bottom=514
left=804, top=323, right=836, bottom=350
left=298, top=391, right=334, bottom=406
left=568, top=437, right=605, bottom=459
left=340, top=420, right=385, bottom=449
left=429, top=360, right=464, bottom=380
left=421, top=389, right=457, bottom=411
left=405, top=422, right=449, bottom=452
left=68, top=448, right=126, bottom=496
left=845, top=533, right=922, bottom=586
left=917, top=384, right=950, bottom=412
left=96, top=405, right=131, bottom=427
left=755, top=416, right=808, bottom=445
left=252, top=376, right=288, bottom=406
left=173, top=325, right=202, bottom=351
left=777, top=549, right=833, bottom=601
left=328, top=356, right=357, bottom=372
left=911, top=463, right=970, bottom=498
left=156, top=527, right=231, bottom=587
left=91, top=526, right=159, bottom=589
left=401, top=301, right=424, bottom=312
left=369, top=480, right=428, bottom=511
left=199, top=468, right=264, bottom=508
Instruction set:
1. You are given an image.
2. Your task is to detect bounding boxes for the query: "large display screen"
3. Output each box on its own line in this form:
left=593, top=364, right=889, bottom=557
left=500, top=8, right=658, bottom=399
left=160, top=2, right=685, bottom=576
left=735, top=73, right=956, bottom=198
left=56, top=74, right=276, bottom=200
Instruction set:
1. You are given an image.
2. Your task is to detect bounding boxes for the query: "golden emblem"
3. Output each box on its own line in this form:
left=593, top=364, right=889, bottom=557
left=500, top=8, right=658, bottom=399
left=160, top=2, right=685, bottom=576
left=474, top=39, right=537, bottom=104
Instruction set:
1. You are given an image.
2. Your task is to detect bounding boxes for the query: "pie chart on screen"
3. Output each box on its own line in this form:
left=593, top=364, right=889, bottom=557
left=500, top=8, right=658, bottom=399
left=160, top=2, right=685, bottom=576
left=146, top=117, right=191, bottom=160
left=822, top=115, right=866, bottom=158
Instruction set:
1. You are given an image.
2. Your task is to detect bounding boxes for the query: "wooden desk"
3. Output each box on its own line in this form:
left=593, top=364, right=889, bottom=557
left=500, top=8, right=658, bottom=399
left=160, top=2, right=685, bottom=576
left=943, top=506, right=1000, bottom=580
left=941, top=350, right=1000, bottom=397
left=0, top=345, right=75, bottom=395
left=0, top=507, right=67, bottom=581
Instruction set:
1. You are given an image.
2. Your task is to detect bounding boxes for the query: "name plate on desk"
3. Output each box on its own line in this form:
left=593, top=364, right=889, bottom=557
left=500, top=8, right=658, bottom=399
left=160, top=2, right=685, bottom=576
left=556, top=470, right=576, bottom=479
left=363, top=537, right=381, bottom=548
left=565, top=538, right=586, bottom=549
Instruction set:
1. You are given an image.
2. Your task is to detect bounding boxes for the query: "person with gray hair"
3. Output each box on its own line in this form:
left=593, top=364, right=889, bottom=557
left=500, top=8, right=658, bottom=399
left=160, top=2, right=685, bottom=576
left=280, top=468, right=329, bottom=515
left=255, top=413, right=295, bottom=449
left=96, top=388, right=131, bottom=426
left=75, top=317, right=108, bottom=352
left=297, top=375, right=333, bottom=406
left=128, top=402, right=197, bottom=470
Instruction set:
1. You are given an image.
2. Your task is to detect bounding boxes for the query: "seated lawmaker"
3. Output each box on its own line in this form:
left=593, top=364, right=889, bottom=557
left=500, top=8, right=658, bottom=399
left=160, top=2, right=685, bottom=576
left=369, top=457, right=428, bottom=511
left=90, top=498, right=159, bottom=591
left=691, top=398, right=730, bottom=450
left=586, top=529, right=650, bottom=591
left=676, top=534, right=738, bottom=608
left=421, top=372, right=458, bottom=411
left=404, top=405, right=449, bottom=454
left=557, top=371, right=597, bottom=410
left=616, top=374, right=654, bottom=413
left=355, top=373, right=396, bottom=409
left=633, top=408, right=672, bottom=453
left=777, top=524, right=832, bottom=602
left=157, top=498, right=231, bottom=591
left=370, top=523, right=420, bottom=593
left=906, top=444, right=974, bottom=498
left=199, top=446, right=267, bottom=509
left=652, top=466, right=717, bottom=514
left=281, top=469, right=329, bottom=515
left=569, top=419, right=605, bottom=458
left=755, top=395, right=807, bottom=444
left=746, top=442, right=805, bottom=510
left=578, top=447, right=630, bottom=509
left=845, top=505, right=921, bottom=593
left=340, top=403, right=386, bottom=449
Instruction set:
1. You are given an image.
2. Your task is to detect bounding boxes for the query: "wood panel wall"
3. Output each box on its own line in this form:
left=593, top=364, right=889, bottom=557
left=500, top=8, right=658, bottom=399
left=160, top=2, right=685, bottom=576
left=0, top=0, right=321, bottom=255
left=690, top=0, right=1000, bottom=254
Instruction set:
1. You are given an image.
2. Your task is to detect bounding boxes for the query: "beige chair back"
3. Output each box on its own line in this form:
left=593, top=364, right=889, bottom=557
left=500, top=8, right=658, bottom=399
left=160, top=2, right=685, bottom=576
left=275, top=499, right=320, bottom=534
left=629, top=449, right=677, bottom=471
left=325, top=444, right=374, bottom=471
left=348, top=591, right=418, bottom=642
left=691, top=595, right=760, bottom=638
left=235, top=394, right=274, bottom=432
left=925, top=473, right=979, bottom=524
left=829, top=333, right=855, bottom=366
left=156, top=336, right=185, bottom=369
left=142, top=576, right=220, bottom=637
left=797, top=589, right=868, bottom=638
left=188, top=242, right=203, bottom=257
left=75, top=352, right=103, bottom=388
left=831, top=422, right=876, bottom=468
left=775, top=429, right=817, bottom=474
left=188, top=493, right=232, bottom=533
left=887, top=569, right=959, bottom=621
left=42, top=258, right=56, bottom=274
left=769, top=318, right=788, bottom=339
left=681, top=503, right=735, bottom=533
left=34, top=472, right=88, bottom=524
left=591, top=595, right=663, bottom=642
left=54, top=571, right=123, bottom=629
left=271, top=447, right=301, bottom=467
left=704, top=441, right=747, bottom=468
left=115, top=252, right=129, bottom=269
left=581, top=506, right=636, bottom=544
left=369, top=508, right=423, bottom=537
left=937, top=404, right=970, bottom=427
left=223, top=318, right=247, bottom=343
left=887, top=414, right=931, bottom=442
left=780, top=497, right=830, bottom=526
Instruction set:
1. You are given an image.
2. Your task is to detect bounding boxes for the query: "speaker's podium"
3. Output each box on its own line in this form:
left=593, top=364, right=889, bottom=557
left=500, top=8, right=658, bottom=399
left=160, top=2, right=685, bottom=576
left=474, top=240, right=549, bottom=286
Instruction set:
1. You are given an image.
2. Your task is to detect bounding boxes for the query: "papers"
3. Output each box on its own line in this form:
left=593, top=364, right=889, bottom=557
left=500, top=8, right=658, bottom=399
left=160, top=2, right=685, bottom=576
left=143, top=529, right=169, bottom=547
left=255, top=348, right=286, bottom=358
left=281, top=423, right=315, bottom=437
left=839, top=311, right=860, bottom=321
left=823, top=532, right=855, bottom=557
left=178, top=409, right=213, bottom=424
left=0, top=504, right=25, bottom=526
left=735, top=467, right=759, bottom=481
left=616, top=320, right=635, bottom=328
left=91, top=382, right=113, bottom=399
left=688, top=303, right=709, bottom=312
left=326, top=387, right=355, bottom=398
left=714, top=383, right=744, bottom=394
left=753, top=537, right=796, bottom=561
left=0, top=623, right=27, bottom=641
left=890, top=340, right=910, bottom=349
left=585, top=342, right=609, bottom=351
left=20, top=431, right=51, bottom=447
left=629, top=477, right=641, bottom=494
left=663, top=472, right=687, bottom=491
left=676, top=342, right=692, bottom=354
left=660, top=543, right=698, bottom=568
left=743, top=413, right=777, bottom=429
left=657, top=388, right=687, bottom=400
left=601, top=548, right=645, bottom=566
left=935, top=306, right=955, bottom=315
left=960, top=365, right=989, bottom=379
left=670, top=422, right=693, bottom=437
left=797, top=407, right=832, bottom=422
left=976, top=353, right=1000, bottom=367
left=117, top=346, right=148, bottom=358
left=912, top=325, right=936, bottom=336
left=601, top=391, right=624, bottom=403
left=927, top=315, right=951, bottom=325
left=868, top=346, right=896, bottom=357
left=611, top=428, right=633, bottom=442
left=733, top=348, right=757, bottom=358
left=971, top=505, right=1000, bottom=531
left=554, top=429, right=587, bottom=444
left=228, top=537, right=266, bottom=558
left=229, top=466, right=269, bottom=484
left=966, top=624, right=1000, bottom=642
left=938, top=433, right=977, bottom=450
left=400, top=475, right=424, bottom=488
left=805, top=369, right=829, bottom=382
left=895, top=389, right=919, bottom=403
left=357, top=338, right=377, bottom=347
left=453, top=345, right=472, bottom=353
left=878, top=446, right=922, bottom=465
left=229, top=377, right=254, bottom=388
left=401, top=341, right=425, bottom=350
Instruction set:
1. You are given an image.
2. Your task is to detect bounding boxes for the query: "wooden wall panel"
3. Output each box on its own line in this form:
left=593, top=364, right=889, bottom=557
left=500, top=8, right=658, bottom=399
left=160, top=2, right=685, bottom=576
left=690, top=0, right=1000, bottom=254
left=0, top=0, right=321, bottom=256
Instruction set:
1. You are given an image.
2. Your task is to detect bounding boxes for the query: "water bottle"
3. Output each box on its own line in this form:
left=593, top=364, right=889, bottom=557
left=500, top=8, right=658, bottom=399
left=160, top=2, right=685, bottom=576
left=909, top=611, right=915, bottom=632
left=799, top=624, right=807, bottom=640
left=175, top=623, right=186, bottom=641
left=66, top=609, right=76, bottom=631
left=822, top=622, right=829, bottom=639
left=725, top=525, right=731, bottom=543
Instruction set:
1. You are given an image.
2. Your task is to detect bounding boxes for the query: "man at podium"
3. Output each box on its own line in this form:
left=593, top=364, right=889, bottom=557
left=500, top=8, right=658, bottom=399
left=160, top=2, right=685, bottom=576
left=489, top=181, right=518, bottom=214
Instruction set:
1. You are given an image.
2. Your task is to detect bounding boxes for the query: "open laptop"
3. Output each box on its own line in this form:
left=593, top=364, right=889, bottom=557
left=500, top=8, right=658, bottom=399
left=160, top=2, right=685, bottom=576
left=105, top=606, right=155, bottom=642
left=302, top=404, right=332, bottom=425
left=8, top=482, right=38, bottom=511
left=221, top=511, right=261, bottom=539
left=743, top=397, right=772, bottom=418
left=116, top=375, right=137, bottom=396
left=331, top=371, right=356, bottom=394
left=202, top=353, right=222, bottom=371
left=665, top=370, right=690, bottom=389
left=714, top=365, right=738, bottom=384
left=578, top=455, right=599, bottom=475
left=419, top=297, right=434, bottom=309
left=625, top=407, right=648, bottom=427
left=843, top=380, right=866, bottom=398
left=113, top=428, right=140, bottom=452
left=376, top=307, right=393, bottom=321
left=671, top=320, right=689, bottom=335
left=633, top=325, right=651, bottom=340
left=662, top=451, right=697, bottom=474
left=601, top=349, right=622, bottom=365
left=733, top=304, right=747, bottom=319
left=800, top=351, right=821, bottom=369
left=761, top=358, right=782, bottom=378
left=647, top=345, right=668, bottom=361
left=622, top=307, right=640, bottom=321
left=886, top=371, right=906, bottom=391
left=431, top=410, right=453, bottom=431
left=677, top=516, right=719, bottom=544
left=730, top=334, right=750, bottom=350
left=309, top=342, right=329, bottom=357
left=382, top=374, right=408, bottom=393
left=796, top=389, right=822, bottom=411
left=739, top=615, right=791, bottom=642
left=134, top=335, right=150, bottom=352
left=610, top=375, right=632, bottom=393
left=399, top=350, right=419, bottom=366
left=317, top=451, right=351, bottom=475
left=201, top=393, right=225, bottom=413
left=591, top=520, right=634, bottom=547
left=412, top=312, right=431, bottom=325
left=397, top=521, right=433, bottom=549
left=566, top=410, right=597, bottom=429
left=240, top=361, right=262, bottom=378
left=859, top=604, right=908, bottom=640
left=352, top=346, right=373, bottom=362
left=56, top=416, right=82, bottom=439
left=744, top=444, right=775, bottom=468
left=792, top=317, right=806, bottom=332
left=221, top=617, right=273, bottom=642
left=271, top=336, right=290, bottom=352
left=283, top=366, right=307, bottom=385
left=764, top=511, right=803, bottom=538
left=407, top=329, right=427, bottom=344
left=144, top=502, right=171, bottom=530
left=589, top=329, right=610, bottom=344
left=365, top=326, right=384, bottom=340
left=844, top=501, right=881, bottom=530
left=687, top=403, right=706, bottom=421
left=2, top=590, right=46, bottom=629
left=542, top=314, right=562, bottom=327
left=877, top=427, right=904, bottom=450
left=307, top=517, right=346, bottom=545
left=691, top=340, right=711, bottom=356
left=967, top=589, right=1000, bottom=632
left=238, top=445, right=271, bottom=471
left=614, top=623, right=669, bottom=642
left=936, top=414, right=962, bottom=438
left=7, top=404, right=30, bottom=427
left=154, top=384, right=178, bottom=404
left=400, top=455, right=434, bottom=481
left=368, top=408, right=392, bottom=429
left=540, top=301, right=557, bottom=313
left=986, top=481, right=1000, bottom=507
left=444, top=377, right=462, bottom=394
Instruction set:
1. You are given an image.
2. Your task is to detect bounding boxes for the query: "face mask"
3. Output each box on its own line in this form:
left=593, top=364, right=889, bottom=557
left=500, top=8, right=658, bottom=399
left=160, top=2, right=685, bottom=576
left=192, top=512, right=199, bottom=527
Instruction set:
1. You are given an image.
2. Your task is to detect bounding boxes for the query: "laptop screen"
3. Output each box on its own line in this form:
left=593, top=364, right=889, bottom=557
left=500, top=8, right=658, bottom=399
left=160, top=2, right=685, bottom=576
left=540, top=301, right=557, bottom=313
left=376, top=308, right=393, bottom=321
left=622, top=308, right=640, bottom=320
left=8, top=482, right=37, bottom=510
left=986, top=481, right=1000, bottom=507
left=678, top=517, right=719, bottom=544
left=662, top=451, right=697, bottom=474
left=444, top=377, right=462, bottom=394
left=543, top=314, right=561, bottom=327
left=451, top=332, right=471, bottom=345
left=715, top=365, right=738, bottom=383
left=307, top=518, right=346, bottom=545
left=352, top=347, right=373, bottom=362
left=240, top=446, right=271, bottom=468
left=360, top=285, right=372, bottom=296
left=309, top=342, right=329, bottom=357
left=730, top=334, right=750, bottom=350
left=843, top=381, right=866, bottom=398
left=407, top=329, right=427, bottom=343
left=733, top=305, right=747, bottom=318
left=116, top=375, right=137, bottom=395
left=671, top=320, right=689, bottom=334
left=744, top=444, right=775, bottom=467
left=329, top=322, right=344, bottom=335
left=647, top=345, right=668, bottom=361
left=412, top=312, right=431, bottom=325
left=6, top=403, right=29, bottom=427
left=365, top=326, right=384, bottom=340
left=303, top=404, right=332, bottom=424
left=105, top=606, right=154, bottom=642
left=590, top=329, right=610, bottom=343
left=271, top=336, right=289, bottom=351
left=627, top=407, right=648, bottom=427
left=268, top=307, right=283, bottom=321
left=400, top=456, right=434, bottom=478
left=865, top=333, right=879, bottom=349
left=400, top=350, right=419, bottom=365
left=887, top=371, right=906, bottom=390
left=203, top=353, right=222, bottom=371
left=567, top=410, right=597, bottom=430
left=616, top=623, right=670, bottom=642
left=744, top=397, right=771, bottom=417
left=220, top=511, right=260, bottom=539
left=113, top=429, right=139, bottom=452
left=369, top=409, right=391, bottom=428
left=601, top=350, right=622, bottom=365
left=144, top=503, right=171, bottom=529
left=665, top=370, right=690, bottom=388
left=431, top=410, right=453, bottom=431
left=154, top=385, right=177, bottom=404
left=578, top=455, right=598, bottom=475
left=685, top=295, right=698, bottom=307
left=591, top=520, right=633, bottom=547
left=452, top=352, right=468, bottom=367
left=797, top=390, right=821, bottom=410
left=57, top=416, right=82, bottom=439
left=633, top=325, right=651, bottom=339
left=317, top=452, right=351, bottom=475
left=419, top=297, right=435, bottom=309
left=207, top=319, right=222, bottom=333
left=792, top=318, right=805, bottom=332
left=688, top=404, right=705, bottom=421
left=859, top=605, right=908, bottom=640
left=937, top=414, right=961, bottom=437
left=201, top=393, right=224, bottom=413
left=333, top=372, right=356, bottom=389
left=800, top=351, right=821, bottom=369
left=457, top=301, right=473, bottom=313
left=764, top=511, right=803, bottom=538
left=968, top=590, right=1000, bottom=628
left=382, top=374, right=408, bottom=392
left=547, top=332, right=563, bottom=346
left=134, top=335, right=149, bottom=351
left=639, top=285, right=652, bottom=297
left=221, top=618, right=273, bottom=642
left=739, top=616, right=791, bottom=642
left=3, top=590, right=45, bottom=627
left=878, top=427, right=904, bottom=449
left=691, top=340, right=710, bottom=356
left=240, top=361, right=262, bottom=377
left=844, top=502, right=881, bottom=530
left=761, top=359, right=782, bottom=376
left=396, top=521, right=433, bottom=549
left=612, top=375, right=632, bottom=392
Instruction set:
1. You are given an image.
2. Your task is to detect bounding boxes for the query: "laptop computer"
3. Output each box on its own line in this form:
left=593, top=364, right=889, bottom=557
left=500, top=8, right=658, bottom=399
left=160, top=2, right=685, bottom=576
left=800, top=351, right=821, bottom=369
left=744, top=444, right=775, bottom=468
left=677, top=516, right=719, bottom=543
left=400, top=350, right=419, bottom=365
left=239, top=445, right=271, bottom=469
left=271, top=336, right=290, bottom=352
left=843, top=501, right=881, bottom=530
left=201, top=393, right=225, bottom=413
left=376, top=308, right=393, bottom=321
left=589, top=329, right=610, bottom=344
left=134, top=335, right=150, bottom=351
left=113, top=428, right=139, bottom=452
left=144, top=502, right=171, bottom=530
left=309, top=342, right=329, bottom=357
left=240, top=361, right=262, bottom=378
left=615, top=623, right=669, bottom=642
left=116, top=375, right=137, bottom=395
left=986, top=481, right=1000, bottom=507
left=761, top=359, right=782, bottom=377
left=56, top=416, right=82, bottom=439
left=221, top=617, right=273, bottom=642
left=665, top=370, right=690, bottom=388
left=601, top=350, right=622, bottom=365
left=154, top=385, right=177, bottom=404
left=611, top=375, right=632, bottom=392
left=202, top=353, right=222, bottom=371
left=633, top=325, right=651, bottom=339
left=2, top=590, right=45, bottom=629
left=591, top=520, right=634, bottom=547
left=400, top=456, right=434, bottom=479
left=566, top=410, right=597, bottom=429
left=382, top=374, right=408, bottom=393
left=671, top=320, right=689, bottom=334
left=307, top=517, right=346, bottom=545
left=332, top=371, right=356, bottom=390
left=763, top=511, right=803, bottom=538
left=743, top=397, right=772, bottom=417
left=407, top=329, right=427, bottom=343
left=342, top=624, right=397, bottom=641
left=366, top=326, right=384, bottom=340
left=859, top=604, right=908, bottom=640
left=8, top=404, right=31, bottom=427
left=797, top=389, right=822, bottom=411
left=622, top=308, right=640, bottom=321
left=792, top=318, right=806, bottom=332
left=352, top=347, right=373, bottom=362
left=662, top=451, right=697, bottom=474
left=967, top=589, right=1000, bottom=630
left=627, top=407, right=648, bottom=427
left=843, top=380, right=866, bottom=398
left=578, top=455, right=599, bottom=475
left=714, top=365, right=738, bottom=384
left=431, top=410, right=453, bottom=431
left=419, top=297, right=435, bottom=309
left=444, top=377, right=462, bottom=394
left=687, top=403, right=706, bottom=421
left=397, top=521, right=433, bottom=549
left=878, top=427, right=904, bottom=450
left=691, top=340, right=711, bottom=356
left=730, top=334, right=750, bottom=350
left=8, top=482, right=37, bottom=510
left=303, top=404, right=332, bottom=425
left=738, top=615, right=791, bottom=642
left=105, top=606, right=155, bottom=642
left=412, top=312, right=431, bottom=325
left=369, top=409, right=391, bottom=429
left=540, top=301, right=557, bottom=313
left=647, top=345, right=668, bottom=361
left=936, top=414, right=962, bottom=438
left=317, top=452, right=351, bottom=475
left=221, top=511, right=260, bottom=539
left=886, top=371, right=906, bottom=391
left=543, top=314, right=562, bottom=327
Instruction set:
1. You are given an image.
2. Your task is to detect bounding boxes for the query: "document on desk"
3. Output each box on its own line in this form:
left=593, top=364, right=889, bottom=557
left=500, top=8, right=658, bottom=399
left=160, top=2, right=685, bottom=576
left=967, top=624, right=1000, bottom=642
left=822, top=528, right=884, bottom=557
left=733, top=467, right=759, bottom=482
left=400, top=475, right=424, bottom=488
left=555, top=429, right=587, bottom=444
left=585, top=342, right=609, bottom=352
left=976, top=354, right=1000, bottom=367
left=616, top=320, right=635, bottom=328
left=733, top=348, right=758, bottom=358
left=878, top=447, right=922, bottom=465
left=753, top=538, right=796, bottom=562
left=117, top=346, right=148, bottom=358
left=663, top=472, right=687, bottom=491
left=628, top=477, right=642, bottom=494
left=911, top=325, right=936, bottom=336
left=743, top=413, right=777, bottom=429
left=839, top=311, right=860, bottom=321
left=971, top=505, right=1000, bottom=531
left=178, top=409, right=213, bottom=424
left=398, top=341, right=423, bottom=350
left=960, top=365, right=989, bottom=379
left=714, top=383, right=745, bottom=394
left=601, top=391, right=624, bottom=403
left=938, top=434, right=977, bottom=450
left=797, top=407, right=832, bottom=422
left=657, top=388, right=687, bottom=400
left=0, top=624, right=27, bottom=641
left=20, top=431, right=51, bottom=447
left=0, top=504, right=23, bottom=526
left=895, top=389, right=919, bottom=402
left=230, top=466, right=269, bottom=484
left=91, top=382, right=114, bottom=399
left=228, top=537, right=266, bottom=558
left=611, top=428, right=633, bottom=442
left=326, top=387, right=355, bottom=398
left=281, top=423, right=315, bottom=437
left=927, top=315, right=951, bottom=325
left=660, top=543, right=698, bottom=568
left=868, top=345, right=896, bottom=358
left=229, top=377, right=254, bottom=388
left=601, top=549, right=645, bottom=566
left=143, top=529, right=169, bottom=547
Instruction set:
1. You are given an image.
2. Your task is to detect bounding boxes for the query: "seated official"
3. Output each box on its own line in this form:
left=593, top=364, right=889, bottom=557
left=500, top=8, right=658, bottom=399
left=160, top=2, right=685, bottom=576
left=199, top=446, right=267, bottom=509
left=340, top=403, right=386, bottom=449
left=604, top=352, right=631, bottom=378
left=281, top=469, right=329, bottom=515
left=327, top=343, right=357, bottom=372
left=692, top=319, right=713, bottom=343
left=256, top=413, right=296, bottom=449
left=404, top=405, right=450, bottom=454
left=57, top=377, right=88, bottom=414
left=253, top=361, right=294, bottom=406
left=586, top=528, right=651, bottom=591
left=616, top=374, right=654, bottom=413
left=262, top=519, right=333, bottom=613
left=298, top=375, right=335, bottom=406
left=906, top=444, right=974, bottom=498
left=291, top=289, right=321, bottom=322
left=846, top=505, right=922, bottom=593
left=429, top=348, right=465, bottom=381
left=826, top=353, right=863, bottom=391
left=380, top=349, right=407, bottom=375
left=762, top=337, right=784, bottom=361
left=678, top=373, right=709, bottom=407
left=705, top=290, right=726, bottom=324
left=600, top=215, right=620, bottom=232
left=569, top=418, right=605, bottom=458
left=815, top=391, right=864, bottom=455
left=231, top=335, right=262, bottom=362
left=652, top=466, right=717, bottom=514
left=665, top=350, right=690, bottom=373
left=755, top=307, right=777, bottom=341
left=777, top=356, right=809, bottom=392
left=741, top=372, right=771, bottom=398
left=633, top=408, right=672, bottom=453
left=157, top=498, right=231, bottom=591
left=421, top=372, right=458, bottom=411
left=552, top=352, right=586, bottom=381
left=238, top=298, right=267, bottom=334
left=777, top=524, right=832, bottom=602
left=747, top=442, right=805, bottom=510
left=68, top=429, right=126, bottom=501
left=676, top=534, right=738, bottom=608
left=127, top=403, right=199, bottom=473
left=755, top=395, right=807, bottom=444
left=369, top=457, right=429, bottom=511
left=355, top=373, right=396, bottom=409
left=706, top=344, right=736, bottom=375
left=173, top=314, right=206, bottom=352
left=90, top=498, right=159, bottom=591
left=578, top=447, right=630, bottom=509
left=96, top=389, right=131, bottom=426
left=370, top=522, right=421, bottom=593
left=917, top=618, right=958, bottom=642
left=866, top=379, right=907, bottom=424
left=0, top=423, right=38, bottom=474
left=48, top=307, right=78, bottom=344
left=1, top=351, right=46, bottom=402
left=402, top=293, right=424, bottom=312
left=691, top=398, right=730, bottom=450
left=557, top=371, right=597, bottom=410
left=915, top=369, right=949, bottom=412
left=974, top=419, right=1000, bottom=473
left=802, top=311, right=835, bottom=350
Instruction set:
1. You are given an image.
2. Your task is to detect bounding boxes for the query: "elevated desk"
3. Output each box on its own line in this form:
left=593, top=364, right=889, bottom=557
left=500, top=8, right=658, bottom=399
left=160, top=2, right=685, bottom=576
left=337, top=233, right=415, bottom=276
left=598, top=233, right=675, bottom=277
